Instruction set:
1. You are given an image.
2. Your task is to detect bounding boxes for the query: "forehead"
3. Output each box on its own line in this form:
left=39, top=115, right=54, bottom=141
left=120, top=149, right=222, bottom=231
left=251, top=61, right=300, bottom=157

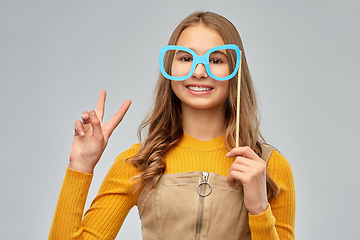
left=176, top=24, right=225, bottom=55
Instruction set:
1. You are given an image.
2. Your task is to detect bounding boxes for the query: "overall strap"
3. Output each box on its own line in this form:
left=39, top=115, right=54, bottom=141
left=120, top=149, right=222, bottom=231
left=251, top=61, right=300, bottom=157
left=261, top=144, right=275, bottom=164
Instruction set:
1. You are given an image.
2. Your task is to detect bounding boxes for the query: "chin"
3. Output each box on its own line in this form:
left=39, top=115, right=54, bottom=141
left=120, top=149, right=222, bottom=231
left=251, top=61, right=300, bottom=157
left=183, top=101, right=224, bottom=111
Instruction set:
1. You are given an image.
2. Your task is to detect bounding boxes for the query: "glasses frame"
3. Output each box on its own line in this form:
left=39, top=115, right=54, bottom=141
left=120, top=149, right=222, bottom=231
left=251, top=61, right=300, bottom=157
left=159, top=44, right=241, bottom=81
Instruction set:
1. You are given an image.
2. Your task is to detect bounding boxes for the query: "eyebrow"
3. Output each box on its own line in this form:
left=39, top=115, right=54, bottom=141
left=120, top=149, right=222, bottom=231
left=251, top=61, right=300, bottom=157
left=174, top=50, right=191, bottom=55
left=211, top=50, right=228, bottom=57
left=175, top=49, right=228, bottom=57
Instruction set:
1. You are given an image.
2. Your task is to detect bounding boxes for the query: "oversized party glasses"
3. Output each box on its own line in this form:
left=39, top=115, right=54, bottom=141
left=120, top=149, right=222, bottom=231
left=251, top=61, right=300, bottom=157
left=159, top=44, right=241, bottom=81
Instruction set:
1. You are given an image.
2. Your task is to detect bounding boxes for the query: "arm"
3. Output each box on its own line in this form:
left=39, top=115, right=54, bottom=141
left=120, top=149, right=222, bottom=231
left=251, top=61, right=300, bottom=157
left=81, top=146, right=141, bottom=239
left=48, top=168, right=93, bottom=239
left=48, top=90, right=133, bottom=239
left=49, top=146, right=141, bottom=239
left=227, top=148, right=295, bottom=240
left=248, top=150, right=296, bottom=240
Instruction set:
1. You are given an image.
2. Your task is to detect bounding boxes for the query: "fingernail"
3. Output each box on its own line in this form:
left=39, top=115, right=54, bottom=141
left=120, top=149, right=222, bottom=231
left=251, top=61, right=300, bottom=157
left=80, top=131, right=85, bottom=136
left=82, top=113, right=86, bottom=119
left=91, top=111, right=96, bottom=118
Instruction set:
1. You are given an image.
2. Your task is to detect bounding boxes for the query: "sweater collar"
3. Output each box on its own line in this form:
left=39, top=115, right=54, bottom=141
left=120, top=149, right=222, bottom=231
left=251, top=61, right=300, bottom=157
left=178, top=133, right=225, bottom=150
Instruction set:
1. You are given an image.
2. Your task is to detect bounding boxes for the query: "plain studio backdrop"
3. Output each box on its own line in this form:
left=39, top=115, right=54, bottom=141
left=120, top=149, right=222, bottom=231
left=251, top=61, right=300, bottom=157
left=1, top=1, right=359, bottom=239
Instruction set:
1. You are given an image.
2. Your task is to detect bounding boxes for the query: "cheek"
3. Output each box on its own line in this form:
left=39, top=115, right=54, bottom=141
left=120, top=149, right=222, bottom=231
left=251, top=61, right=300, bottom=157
left=218, top=81, right=230, bottom=100
left=170, top=81, right=182, bottom=97
left=210, top=65, right=230, bottom=78
left=171, top=65, right=188, bottom=78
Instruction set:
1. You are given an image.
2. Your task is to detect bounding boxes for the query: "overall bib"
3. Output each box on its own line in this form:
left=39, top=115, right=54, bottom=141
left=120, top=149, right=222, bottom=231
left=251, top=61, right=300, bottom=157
left=137, top=145, right=274, bottom=240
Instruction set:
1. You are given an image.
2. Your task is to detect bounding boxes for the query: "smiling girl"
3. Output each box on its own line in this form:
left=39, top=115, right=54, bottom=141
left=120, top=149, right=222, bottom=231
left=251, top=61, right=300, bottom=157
left=49, top=11, right=295, bottom=240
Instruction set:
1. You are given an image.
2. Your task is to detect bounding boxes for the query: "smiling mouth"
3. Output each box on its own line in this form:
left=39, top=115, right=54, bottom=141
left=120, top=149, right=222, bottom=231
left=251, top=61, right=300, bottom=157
left=186, top=86, right=213, bottom=92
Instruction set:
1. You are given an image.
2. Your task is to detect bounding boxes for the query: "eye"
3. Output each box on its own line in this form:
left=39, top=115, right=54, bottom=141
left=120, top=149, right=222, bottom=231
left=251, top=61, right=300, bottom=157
left=180, top=56, right=192, bottom=62
left=209, top=51, right=228, bottom=65
left=210, top=58, right=223, bottom=64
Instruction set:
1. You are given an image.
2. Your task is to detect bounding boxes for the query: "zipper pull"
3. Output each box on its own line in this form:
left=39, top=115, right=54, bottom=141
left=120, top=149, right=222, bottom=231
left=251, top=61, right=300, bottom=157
left=203, top=172, right=209, bottom=182
left=197, top=172, right=212, bottom=197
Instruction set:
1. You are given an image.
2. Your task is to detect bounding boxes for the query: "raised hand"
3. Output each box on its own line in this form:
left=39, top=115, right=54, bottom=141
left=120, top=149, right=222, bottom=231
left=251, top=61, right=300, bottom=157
left=68, top=90, right=131, bottom=173
left=226, top=146, right=268, bottom=215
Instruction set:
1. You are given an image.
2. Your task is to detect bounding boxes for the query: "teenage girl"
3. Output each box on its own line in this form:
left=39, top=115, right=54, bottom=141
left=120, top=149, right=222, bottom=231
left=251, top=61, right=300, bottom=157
left=49, top=11, right=295, bottom=240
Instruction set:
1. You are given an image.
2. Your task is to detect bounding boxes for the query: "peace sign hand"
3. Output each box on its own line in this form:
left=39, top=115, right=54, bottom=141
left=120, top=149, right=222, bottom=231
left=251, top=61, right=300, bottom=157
left=68, top=90, right=131, bottom=173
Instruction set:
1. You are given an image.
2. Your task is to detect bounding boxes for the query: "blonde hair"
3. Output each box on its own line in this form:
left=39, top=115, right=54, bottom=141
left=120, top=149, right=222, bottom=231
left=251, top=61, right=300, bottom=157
left=129, top=11, right=279, bottom=199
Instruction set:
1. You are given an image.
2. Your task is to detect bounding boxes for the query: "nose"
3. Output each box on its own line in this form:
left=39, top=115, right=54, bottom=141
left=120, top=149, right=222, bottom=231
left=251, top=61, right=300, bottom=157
left=192, top=63, right=208, bottom=79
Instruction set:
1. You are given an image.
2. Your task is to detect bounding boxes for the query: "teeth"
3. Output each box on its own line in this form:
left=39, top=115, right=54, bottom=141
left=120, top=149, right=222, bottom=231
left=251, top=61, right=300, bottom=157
left=188, top=86, right=212, bottom=91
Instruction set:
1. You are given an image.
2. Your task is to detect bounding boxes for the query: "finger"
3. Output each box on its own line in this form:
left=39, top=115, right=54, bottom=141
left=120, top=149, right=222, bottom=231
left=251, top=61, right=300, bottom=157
left=81, top=111, right=90, bottom=124
left=230, top=159, right=253, bottom=173
left=227, top=169, right=249, bottom=187
left=226, top=174, right=237, bottom=187
left=227, top=171, right=245, bottom=187
left=233, top=155, right=258, bottom=168
left=74, top=120, right=85, bottom=136
left=226, top=146, right=259, bottom=161
left=89, top=110, right=103, bottom=141
left=104, top=99, right=132, bottom=138
left=226, top=168, right=253, bottom=187
left=96, top=90, right=106, bottom=122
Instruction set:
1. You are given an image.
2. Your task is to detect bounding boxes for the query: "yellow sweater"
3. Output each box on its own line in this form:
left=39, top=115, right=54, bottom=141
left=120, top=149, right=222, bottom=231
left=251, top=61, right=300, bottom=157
left=49, top=134, right=295, bottom=239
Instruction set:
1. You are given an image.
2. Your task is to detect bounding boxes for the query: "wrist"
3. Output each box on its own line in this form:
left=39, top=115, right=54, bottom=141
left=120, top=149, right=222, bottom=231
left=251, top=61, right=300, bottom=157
left=248, top=202, right=268, bottom=216
left=68, top=158, right=95, bottom=174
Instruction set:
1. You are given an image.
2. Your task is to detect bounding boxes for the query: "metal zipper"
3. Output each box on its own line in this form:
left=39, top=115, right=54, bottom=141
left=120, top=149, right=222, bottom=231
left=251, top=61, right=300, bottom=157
left=195, top=172, right=212, bottom=240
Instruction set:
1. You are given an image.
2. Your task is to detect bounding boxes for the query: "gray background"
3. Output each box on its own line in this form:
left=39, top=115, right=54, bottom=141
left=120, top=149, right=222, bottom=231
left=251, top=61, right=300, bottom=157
left=1, top=0, right=359, bottom=239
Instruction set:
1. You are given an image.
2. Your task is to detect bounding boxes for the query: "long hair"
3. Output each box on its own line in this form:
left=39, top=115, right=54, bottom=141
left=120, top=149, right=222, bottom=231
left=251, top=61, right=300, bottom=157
left=129, top=11, right=279, bottom=199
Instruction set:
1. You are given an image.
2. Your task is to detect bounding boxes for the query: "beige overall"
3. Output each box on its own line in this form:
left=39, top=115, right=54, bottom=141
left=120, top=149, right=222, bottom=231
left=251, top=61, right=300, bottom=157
left=137, top=145, right=274, bottom=240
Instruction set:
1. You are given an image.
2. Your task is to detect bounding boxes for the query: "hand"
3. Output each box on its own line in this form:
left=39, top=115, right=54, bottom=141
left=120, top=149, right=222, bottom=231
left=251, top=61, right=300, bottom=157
left=68, top=90, right=131, bottom=173
left=226, top=146, right=268, bottom=215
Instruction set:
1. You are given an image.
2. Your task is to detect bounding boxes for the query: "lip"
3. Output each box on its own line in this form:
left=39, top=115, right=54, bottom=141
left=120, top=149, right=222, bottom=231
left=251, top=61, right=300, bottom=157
left=185, top=83, right=214, bottom=95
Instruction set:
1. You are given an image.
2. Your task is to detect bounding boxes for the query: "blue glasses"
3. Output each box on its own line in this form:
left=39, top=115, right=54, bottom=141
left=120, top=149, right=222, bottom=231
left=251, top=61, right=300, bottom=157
left=159, top=44, right=241, bottom=81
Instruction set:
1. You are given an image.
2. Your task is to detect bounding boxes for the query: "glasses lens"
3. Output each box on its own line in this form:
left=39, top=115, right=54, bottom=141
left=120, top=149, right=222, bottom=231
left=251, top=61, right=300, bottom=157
left=209, top=48, right=238, bottom=79
left=163, top=49, right=193, bottom=78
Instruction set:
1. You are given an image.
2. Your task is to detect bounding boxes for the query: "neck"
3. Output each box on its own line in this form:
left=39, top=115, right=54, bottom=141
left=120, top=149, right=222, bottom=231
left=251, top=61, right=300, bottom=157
left=181, top=103, right=226, bottom=141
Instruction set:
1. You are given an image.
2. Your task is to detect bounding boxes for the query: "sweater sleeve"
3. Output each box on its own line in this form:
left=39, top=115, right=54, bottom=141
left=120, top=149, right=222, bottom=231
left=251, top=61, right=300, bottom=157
left=48, top=144, right=141, bottom=240
left=248, top=150, right=296, bottom=240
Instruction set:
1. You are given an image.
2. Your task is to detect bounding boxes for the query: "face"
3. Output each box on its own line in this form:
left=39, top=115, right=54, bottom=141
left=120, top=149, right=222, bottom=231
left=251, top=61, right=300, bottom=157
left=170, top=24, right=230, bottom=111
